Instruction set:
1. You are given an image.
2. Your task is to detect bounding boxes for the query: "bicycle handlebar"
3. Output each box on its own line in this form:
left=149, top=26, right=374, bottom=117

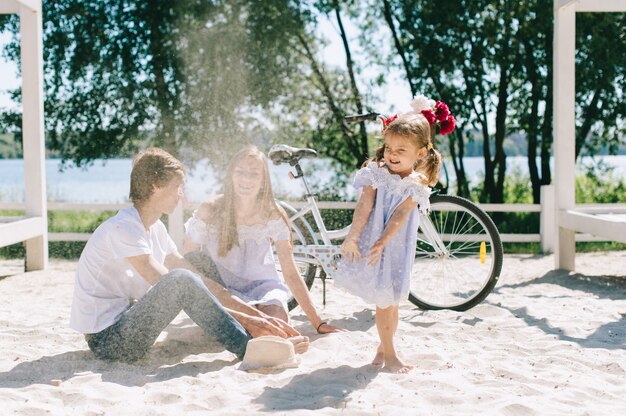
left=343, top=112, right=381, bottom=123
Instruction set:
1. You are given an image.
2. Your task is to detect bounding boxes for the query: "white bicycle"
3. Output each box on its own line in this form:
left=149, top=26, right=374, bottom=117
left=269, top=140, right=503, bottom=312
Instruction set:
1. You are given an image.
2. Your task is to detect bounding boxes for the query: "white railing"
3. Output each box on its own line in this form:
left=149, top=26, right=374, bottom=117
left=2, top=185, right=626, bottom=254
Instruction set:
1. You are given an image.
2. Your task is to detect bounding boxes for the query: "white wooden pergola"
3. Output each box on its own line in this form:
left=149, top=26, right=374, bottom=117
left=0, top=0, right=47, bottom=270
left=554, top=0, right=626, bottom=270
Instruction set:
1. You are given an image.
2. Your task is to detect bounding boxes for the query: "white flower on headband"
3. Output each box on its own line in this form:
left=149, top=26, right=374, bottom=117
left=382, top=93, right=456, bottom=135
left=409, top=94, right=436, bottom=114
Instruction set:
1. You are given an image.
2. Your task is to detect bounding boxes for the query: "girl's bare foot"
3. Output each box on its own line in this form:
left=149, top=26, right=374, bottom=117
left=371, top=344, right=385, bottom=365
left=288, top=336, right=309, bottom=354
left=383, top=355, right=414, bottom=374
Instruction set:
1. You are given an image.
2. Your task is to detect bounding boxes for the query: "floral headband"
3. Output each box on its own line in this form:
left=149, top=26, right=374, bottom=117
left=381, top=94, right=456, bottom=136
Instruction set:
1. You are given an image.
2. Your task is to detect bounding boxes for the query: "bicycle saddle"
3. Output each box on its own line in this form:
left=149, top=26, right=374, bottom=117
left=268, top=144, right=318, bottom=166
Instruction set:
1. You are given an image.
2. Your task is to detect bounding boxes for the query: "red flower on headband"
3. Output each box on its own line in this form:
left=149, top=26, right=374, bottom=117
left=382, top=114, right=398, bottom=131
left=410, top=96, right=456, bottom=136
left=420, top=109, right=436, bottom=125
left=439, top=115, right=456, bottom=135
left=434, top=101, right=450, bottom=122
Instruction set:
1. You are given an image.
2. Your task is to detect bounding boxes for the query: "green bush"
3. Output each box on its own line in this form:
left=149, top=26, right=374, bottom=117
left=0, top=209, right=114, bottom=260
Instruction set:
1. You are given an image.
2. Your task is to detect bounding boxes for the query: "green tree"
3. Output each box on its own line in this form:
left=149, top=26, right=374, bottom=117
left=513, top=7, right=626, bottom=203
left=368, top=1, right=625, bottom=203
left=0, top=0, right=313, bottom=167
left=273, top=0, right=379, bottom=171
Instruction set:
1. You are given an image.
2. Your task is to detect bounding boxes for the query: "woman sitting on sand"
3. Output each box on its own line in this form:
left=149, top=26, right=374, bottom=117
left=183, top=145, right=342, bottom=335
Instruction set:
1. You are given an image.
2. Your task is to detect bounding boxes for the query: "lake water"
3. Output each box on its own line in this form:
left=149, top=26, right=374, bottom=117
left=1, top=155, right=626, bottom=203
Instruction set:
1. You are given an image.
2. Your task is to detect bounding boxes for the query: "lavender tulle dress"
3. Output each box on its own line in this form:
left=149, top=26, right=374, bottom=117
left=333, top=161, right=431, bottom=308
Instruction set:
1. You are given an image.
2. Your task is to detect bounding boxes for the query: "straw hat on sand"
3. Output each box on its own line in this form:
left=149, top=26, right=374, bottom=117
left=239, top=336, right=300, bottom=372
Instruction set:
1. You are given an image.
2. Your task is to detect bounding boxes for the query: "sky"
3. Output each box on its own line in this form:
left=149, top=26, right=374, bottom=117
left=0, top=13, right=413, bottom=117
left=317, top=15, right=412, bottom=114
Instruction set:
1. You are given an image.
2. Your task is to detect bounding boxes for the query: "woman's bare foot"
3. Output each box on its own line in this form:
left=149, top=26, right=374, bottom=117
left=288, top=336, right=309, bottom=354
left=371, top=344, right=385, bottom=365
left=383, top=355, right=414, bottom=374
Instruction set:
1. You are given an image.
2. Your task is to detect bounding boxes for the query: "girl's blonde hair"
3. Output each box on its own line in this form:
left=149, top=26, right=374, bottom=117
left=370, top=114, right=442, bottom=186
left=204, top=145, right=290, bottom=257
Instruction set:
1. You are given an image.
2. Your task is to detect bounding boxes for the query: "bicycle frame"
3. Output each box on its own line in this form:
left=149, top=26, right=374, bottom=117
left=288, top=195, right=351, bottom=244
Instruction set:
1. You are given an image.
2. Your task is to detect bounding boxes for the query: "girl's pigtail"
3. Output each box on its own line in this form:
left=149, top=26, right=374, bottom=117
left=421, top=147, right=442, bottom=187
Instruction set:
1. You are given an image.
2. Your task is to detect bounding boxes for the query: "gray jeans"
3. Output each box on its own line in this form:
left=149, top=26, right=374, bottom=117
left=86, top=268, right=251, bottom=362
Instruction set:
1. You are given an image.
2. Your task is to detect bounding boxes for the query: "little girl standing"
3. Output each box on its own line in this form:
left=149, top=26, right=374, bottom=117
left=335, top=95, right=453, bottom=373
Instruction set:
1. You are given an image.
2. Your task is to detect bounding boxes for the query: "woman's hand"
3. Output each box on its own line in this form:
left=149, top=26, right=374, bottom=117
left=316, top=322, right=346, bottom=334
left=341, top=238, right=361, bottom=263
left=365, top=240, right=385, bottom=266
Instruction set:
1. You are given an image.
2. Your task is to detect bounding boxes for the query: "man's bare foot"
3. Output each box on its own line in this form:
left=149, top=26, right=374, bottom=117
left=371, top=344, right=384, bottom=365
left=383, top=356, right=414, bottom=374
left=288, top=336, right=309, bottom=354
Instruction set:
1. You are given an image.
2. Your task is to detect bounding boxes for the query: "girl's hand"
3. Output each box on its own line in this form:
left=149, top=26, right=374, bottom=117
left=316, top=322, right=347, bottom=334
left=341, top=238, right=361, bottom=263
left=365, top=240, right=385, bottom=266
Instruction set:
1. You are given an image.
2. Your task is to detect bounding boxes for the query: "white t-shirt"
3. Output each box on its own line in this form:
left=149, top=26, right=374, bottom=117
left=69, top=206, right=178, bottom=334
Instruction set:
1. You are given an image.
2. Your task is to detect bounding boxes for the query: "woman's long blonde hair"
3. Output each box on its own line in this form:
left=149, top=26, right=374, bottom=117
left=205, top=145, right=289, bottom=257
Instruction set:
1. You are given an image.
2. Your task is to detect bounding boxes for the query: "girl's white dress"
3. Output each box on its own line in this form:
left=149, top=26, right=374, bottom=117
left=334, top=161, right=431, bottom=308
left=185, top=216, right=291, bottom=308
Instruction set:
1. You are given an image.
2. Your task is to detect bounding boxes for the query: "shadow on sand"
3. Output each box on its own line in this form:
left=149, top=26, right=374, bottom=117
left=291, top=308, right=376, bottom=334
left=253, top=364, right=378, bottom=411
left=492, top=269, right=626, bottom=350
left=496, top=269, right=626, bottom=301
left=0, top=321, right=237, bottom=388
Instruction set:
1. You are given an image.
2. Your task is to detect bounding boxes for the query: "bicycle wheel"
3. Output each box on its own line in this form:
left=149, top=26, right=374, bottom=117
left=409, top=194, right=503, bottom=311
left=273, top=205, right=318, bottom=311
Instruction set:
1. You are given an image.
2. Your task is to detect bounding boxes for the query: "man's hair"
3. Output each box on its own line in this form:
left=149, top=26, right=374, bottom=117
left=129, top=148, right=185, bottom=204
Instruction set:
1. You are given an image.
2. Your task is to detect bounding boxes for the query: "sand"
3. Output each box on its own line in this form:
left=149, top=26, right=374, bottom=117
left=1, top=251, right=625, bottom=415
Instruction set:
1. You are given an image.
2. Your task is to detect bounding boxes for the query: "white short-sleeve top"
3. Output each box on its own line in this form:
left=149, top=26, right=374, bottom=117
left=185, top=214, right=290, bottom=293
left=70, top=206, right=178, bottom=333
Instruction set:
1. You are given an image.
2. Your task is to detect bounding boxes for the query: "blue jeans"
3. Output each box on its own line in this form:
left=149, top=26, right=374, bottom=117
left=86, top=269, right=251, bottom=362
left=185, top=250, right=227, bottom=287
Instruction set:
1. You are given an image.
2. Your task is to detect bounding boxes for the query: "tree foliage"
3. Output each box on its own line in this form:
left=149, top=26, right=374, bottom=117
left=367, top=0, right=625, bottom=202
left=0, top=0, right=314, bottom=167
left=1, top=0, right=623, bottom=201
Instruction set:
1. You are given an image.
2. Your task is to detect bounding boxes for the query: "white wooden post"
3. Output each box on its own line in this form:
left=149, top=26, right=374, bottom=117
left=540, top=185, right=555, bottom=253
left=168, top=202, right=185, bottom=252
left=553, top=0, right=576, bottom=271
left=20, top=0, right=48, bottom=270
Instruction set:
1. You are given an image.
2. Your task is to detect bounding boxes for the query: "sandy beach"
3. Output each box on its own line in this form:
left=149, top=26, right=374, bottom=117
left=1, top=251, right=625, bottom=415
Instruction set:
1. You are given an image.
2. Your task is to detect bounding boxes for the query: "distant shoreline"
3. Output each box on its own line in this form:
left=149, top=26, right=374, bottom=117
left=1, top=155, right=626, bottom=204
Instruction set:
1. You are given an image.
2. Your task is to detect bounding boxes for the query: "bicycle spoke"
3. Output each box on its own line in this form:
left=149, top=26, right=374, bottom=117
left=410, top=195, right=503, bottom=310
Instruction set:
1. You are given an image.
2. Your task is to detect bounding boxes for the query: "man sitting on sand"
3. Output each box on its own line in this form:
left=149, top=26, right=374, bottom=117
left=69, top=147, right=308, bottom=363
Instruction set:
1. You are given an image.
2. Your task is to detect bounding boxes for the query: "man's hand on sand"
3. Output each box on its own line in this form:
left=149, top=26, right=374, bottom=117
left=261, top=314, right=301, bottom=337
left=243, top=315, right=299, bottom=338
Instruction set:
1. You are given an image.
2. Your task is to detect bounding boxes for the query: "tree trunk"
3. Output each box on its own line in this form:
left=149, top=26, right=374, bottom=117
left=294, top=33, right=362, bottom=165
left=575, top=88, right=601, bottom=159
left=540, top=22, right=553, bottom=188
left=145, top=4, right=178, bottom=156
left=524, top=40, right=541, bottom=203
left=334, top=3, right=369, bottom=167
left=448, top=128, right=469, bottom=196
left=381, top=0, right=417, bottom=96
left=493, top=66, right=508, bottom=203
